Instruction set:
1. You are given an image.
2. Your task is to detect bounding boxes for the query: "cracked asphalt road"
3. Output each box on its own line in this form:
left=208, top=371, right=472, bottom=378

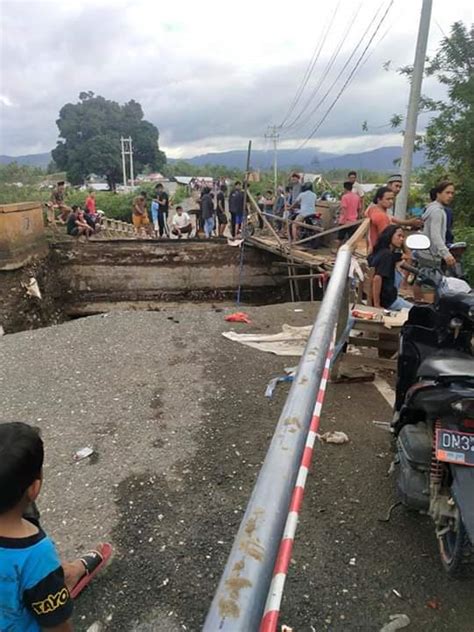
left=0, top=304, right=472, bottom=631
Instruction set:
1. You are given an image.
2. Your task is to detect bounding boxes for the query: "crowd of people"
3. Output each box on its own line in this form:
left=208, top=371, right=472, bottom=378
left=48, top=172, right=460, bottom=313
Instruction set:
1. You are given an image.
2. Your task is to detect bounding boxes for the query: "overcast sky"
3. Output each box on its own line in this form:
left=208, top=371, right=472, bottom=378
left=0, top=0, right=472, bottom=159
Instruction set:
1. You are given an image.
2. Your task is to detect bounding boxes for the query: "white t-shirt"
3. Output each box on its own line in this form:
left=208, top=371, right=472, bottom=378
left=352, top=181, right=365, bottom=198
left=172, top=212, right=191, bottom=228
left=295, top=190, right=317, bottom=216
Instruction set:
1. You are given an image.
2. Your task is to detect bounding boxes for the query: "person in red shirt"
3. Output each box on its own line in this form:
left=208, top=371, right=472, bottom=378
left=85, top=191, right=96, bottom=216
left=335, top=181, right=361, bottom=249
left=367, top=186, right=421, bottom=252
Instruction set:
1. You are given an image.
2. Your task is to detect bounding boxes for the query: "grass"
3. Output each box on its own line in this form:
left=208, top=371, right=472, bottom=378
left=0, top=183, right=187, bottom=222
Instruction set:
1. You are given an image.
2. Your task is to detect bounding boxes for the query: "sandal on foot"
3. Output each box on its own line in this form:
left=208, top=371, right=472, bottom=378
left=70, top=542, right=113, bottom=599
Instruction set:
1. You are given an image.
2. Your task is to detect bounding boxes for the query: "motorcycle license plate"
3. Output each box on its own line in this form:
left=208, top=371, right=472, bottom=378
left=436, top=428, right=474, bottom=467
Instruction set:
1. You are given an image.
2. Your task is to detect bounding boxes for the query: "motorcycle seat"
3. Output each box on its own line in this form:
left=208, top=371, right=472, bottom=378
left=417, top=354, right=474, bottom=379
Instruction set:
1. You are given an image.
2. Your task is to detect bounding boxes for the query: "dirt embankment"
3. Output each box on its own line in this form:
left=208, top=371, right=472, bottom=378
left=0, top=254, right=67, bottom=333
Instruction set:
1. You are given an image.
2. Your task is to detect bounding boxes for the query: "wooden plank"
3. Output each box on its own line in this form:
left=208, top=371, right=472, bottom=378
left=343, top=217, right=370, bottom=251
left=247, top=192, right=287, bottom=249
left=341, top=353, right=397, bottom=371
left=292, top=219, right=363, bottom=247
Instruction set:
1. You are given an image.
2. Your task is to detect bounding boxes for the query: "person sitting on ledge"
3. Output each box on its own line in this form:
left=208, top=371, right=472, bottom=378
left=66, top=206, right=94, bottom=240
left=171, top=206, right=193, bottom=239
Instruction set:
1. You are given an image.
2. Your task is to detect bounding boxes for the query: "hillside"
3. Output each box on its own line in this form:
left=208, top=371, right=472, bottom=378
left=1, top=145, right=427, bottom=173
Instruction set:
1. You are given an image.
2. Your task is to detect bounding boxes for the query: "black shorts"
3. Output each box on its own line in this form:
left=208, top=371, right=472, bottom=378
left=338, top=224, right=357, bottom=241
left=217, top=210, right=228, bottom=225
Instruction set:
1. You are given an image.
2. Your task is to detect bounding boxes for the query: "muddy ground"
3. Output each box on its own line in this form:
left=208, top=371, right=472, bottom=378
left=0, top=303, right=473, bottom=631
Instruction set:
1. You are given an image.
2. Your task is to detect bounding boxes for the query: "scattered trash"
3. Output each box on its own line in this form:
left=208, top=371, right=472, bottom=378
left=227, top=238, right=244, bottom=247
left=392, top=589, right=403, bottom=599
left=284, top=366, right=298, bottom=376
left=86, top=622, right=103, bottom=632
left=265, top=374, right=294, bottom=398
left=281, top=626, right=294, bottom=632
left=372, top=420, right=391, bottom=431
left=159, top=578, right=170, bottom=589
left=379, top=614, right=410, bottom=631
left=349, top=557, right=356, bottom=566
left=73, top=447, right=95, bottom=462
left=225, top=312, right=251, bottom=324
left=427, top=597, right=441, bottom=610
left=22, top=277, right=42, bottom=300
left=321, top=431, right=349, bottom=444
left=293, top=308, right=303, bottom=312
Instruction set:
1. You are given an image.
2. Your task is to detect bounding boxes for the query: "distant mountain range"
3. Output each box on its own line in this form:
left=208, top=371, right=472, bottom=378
left=0, top=152, right=52, bottom=168
left=0, top=145, right=426, bottom=172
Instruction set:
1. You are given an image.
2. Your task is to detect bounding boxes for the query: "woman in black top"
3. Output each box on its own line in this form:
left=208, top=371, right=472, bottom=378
left=370, top=225, right=412, bottom=311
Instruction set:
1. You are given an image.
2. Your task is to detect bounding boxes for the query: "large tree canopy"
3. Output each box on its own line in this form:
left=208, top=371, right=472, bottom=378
left=422, top=22, right=474, bottom=223
left=52, top=92, right=166, bottom=189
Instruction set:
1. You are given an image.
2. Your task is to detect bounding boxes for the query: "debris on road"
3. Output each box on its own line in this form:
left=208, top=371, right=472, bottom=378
left=22, top=276, right=42, bottom=300
left=281, top=625, right=294, bottom=632
left=224, top=312, right=251, bottom=324
left=321, top=431, right=349, bottom=444
left=349, top=557, right=356, bottom=566
left=265, top=374, right=294, bottom=398
left=392, top=589, right=403, bottom=599
left=380, top=614, right=411, bottom=631
left=73, top=447, right=95, bottom=462
left=427, top=597, right=441, bottom=610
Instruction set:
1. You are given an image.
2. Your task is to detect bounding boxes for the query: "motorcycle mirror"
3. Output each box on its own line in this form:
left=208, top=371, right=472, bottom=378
left=406, top=233, right=431, bottom=250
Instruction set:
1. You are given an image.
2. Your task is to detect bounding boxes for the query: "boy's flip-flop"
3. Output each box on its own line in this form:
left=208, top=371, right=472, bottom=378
left=70, top=542, right=113, bottom=599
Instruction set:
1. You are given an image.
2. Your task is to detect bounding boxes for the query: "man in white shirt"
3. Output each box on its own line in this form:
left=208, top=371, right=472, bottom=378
left=347, top=170, right=365, bottom=199
left=289, top=182, right=317, bottom=240
left=171, top=206, right=193, bottom=239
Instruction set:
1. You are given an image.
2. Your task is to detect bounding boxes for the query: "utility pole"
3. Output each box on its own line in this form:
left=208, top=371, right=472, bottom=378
left=120, top=136, right=135, bottom=190
left=120, top=137, right=127, bottom=188
left=129, top=137, right=135, bottom=188
left=395, top=0, right=432, bottom=219
left=265, top=125, right=280, bottom=194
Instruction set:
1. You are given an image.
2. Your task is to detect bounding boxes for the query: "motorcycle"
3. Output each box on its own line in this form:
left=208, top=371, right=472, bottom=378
left=299, top=212, right=323, bottom=249
left=393, top=233, right=474, bottom=577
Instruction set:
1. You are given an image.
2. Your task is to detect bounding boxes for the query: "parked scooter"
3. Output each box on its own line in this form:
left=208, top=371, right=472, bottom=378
left=393, top=233, right=474, bottom=577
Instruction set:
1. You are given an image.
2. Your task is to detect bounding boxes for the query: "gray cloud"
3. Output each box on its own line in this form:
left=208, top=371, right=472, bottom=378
left=0, top=0, right=461, bottom=157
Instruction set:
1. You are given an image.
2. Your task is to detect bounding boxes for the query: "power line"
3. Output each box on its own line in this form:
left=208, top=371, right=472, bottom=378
left=287, top=1, right=386, bottom=137
left=281, top=0, right=362, bottom=133
left=295, top=0, right=395, bottom=151
left=278, top=2, right=341, bottom=128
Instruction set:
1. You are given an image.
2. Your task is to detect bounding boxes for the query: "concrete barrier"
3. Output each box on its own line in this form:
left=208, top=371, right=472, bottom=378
left=0, top=202, right=47, bottom=270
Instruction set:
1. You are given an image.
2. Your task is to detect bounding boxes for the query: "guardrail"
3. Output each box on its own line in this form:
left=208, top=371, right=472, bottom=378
left=203, top=218, right=370, bottom=631
left=45, top=205, right=136, bottom=238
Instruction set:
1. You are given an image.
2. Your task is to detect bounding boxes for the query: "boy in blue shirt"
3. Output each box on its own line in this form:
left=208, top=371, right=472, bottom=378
left=0, top=423, right=111, bottom=631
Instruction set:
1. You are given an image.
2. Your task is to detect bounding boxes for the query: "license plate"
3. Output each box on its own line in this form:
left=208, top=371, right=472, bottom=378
left=436, top=428, right=474, bottom=467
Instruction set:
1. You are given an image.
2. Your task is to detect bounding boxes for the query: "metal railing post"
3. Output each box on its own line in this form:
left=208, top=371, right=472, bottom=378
left=204, top=245, right=354, bottom=631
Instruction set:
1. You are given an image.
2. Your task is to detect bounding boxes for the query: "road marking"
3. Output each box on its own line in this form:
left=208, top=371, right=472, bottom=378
left=373, top=376, right=395, bottom=408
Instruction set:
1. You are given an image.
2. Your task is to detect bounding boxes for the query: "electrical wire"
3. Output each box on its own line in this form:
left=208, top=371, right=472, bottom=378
left=278, top=1, right=341, bottom=128
left=295, top=0, right=395, bottom=151
left=281, top=0, right=362, bottom=133
left=286, top=1, right=386, bottom=137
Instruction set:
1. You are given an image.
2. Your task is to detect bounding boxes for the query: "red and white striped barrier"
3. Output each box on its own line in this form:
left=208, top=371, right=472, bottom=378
left=260, top=340, right=335, bottom=632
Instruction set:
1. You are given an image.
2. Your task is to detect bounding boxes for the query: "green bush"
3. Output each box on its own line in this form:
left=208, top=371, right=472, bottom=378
left=455, top=226, right=474, bottom=286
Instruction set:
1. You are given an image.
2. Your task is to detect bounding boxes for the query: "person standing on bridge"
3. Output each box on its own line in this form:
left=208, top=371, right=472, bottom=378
left=216, top=185, right=228, bottom=237
left=132, top=193, right=152, bottom=238
left=347, top=171, right=365, bottom=200
left=334, top=181, right=361, bottom=250
left=156, top=183, right=170, bottom=237
left=229, top=181, right=245, bottom=238
left=200, top=187, right=215, bottom=239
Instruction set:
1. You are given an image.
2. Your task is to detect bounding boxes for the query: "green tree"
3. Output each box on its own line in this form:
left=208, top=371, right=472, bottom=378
left=393, top=22, right=473, bottom=223
left=422, top=22, right=474, bottom=224
left=52, top=92, right=166, bottom=190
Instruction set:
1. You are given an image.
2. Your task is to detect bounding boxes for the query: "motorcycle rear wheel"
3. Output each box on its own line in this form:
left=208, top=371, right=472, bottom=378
left=438, top=517, right=473, bottom=577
